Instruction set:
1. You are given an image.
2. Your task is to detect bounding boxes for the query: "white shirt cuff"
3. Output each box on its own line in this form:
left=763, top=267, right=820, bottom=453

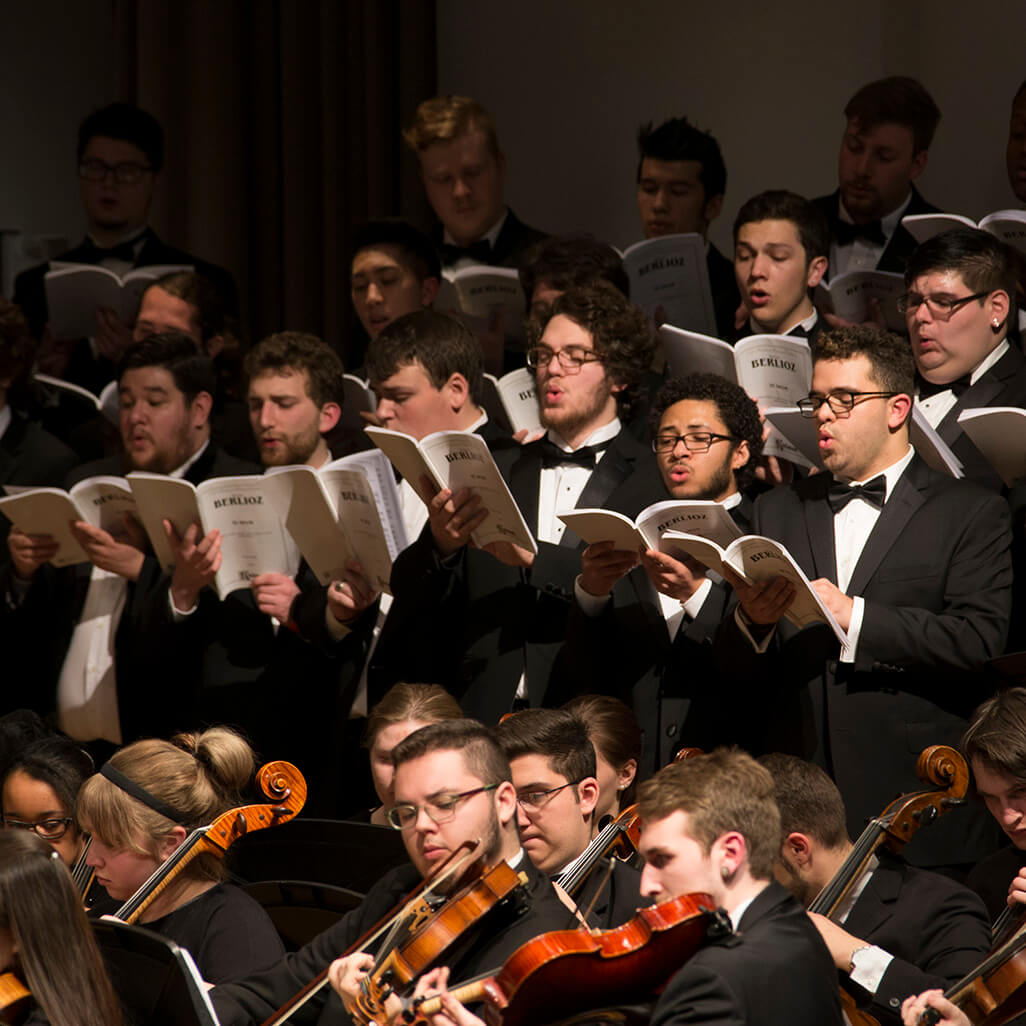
left=734, top=605, right=776, bottom=652
left=839, top=596, right=865, bottom=663
left=168, top=589, right=199, bottom=622
left=849, top=944, right=894, bottom=994
left=681, top=577, right=713, bottom=620
left=574, top=575, right=612, bottom=617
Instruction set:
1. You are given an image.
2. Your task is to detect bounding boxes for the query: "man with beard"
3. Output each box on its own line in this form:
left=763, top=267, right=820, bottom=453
left=210, top=719, right=567, bottom=1026
left=384, top=282, right=662, bottom=723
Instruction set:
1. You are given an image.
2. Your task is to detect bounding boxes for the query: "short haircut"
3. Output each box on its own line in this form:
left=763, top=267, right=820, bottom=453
left=352, top=219, right=442, bottom=283
left=527, top=282, right=654, bottom=420
left=0, top=298, right=35, bottom=407
left=244, top=331, right=346, bottom=410
left=812, top=325, right=915, bottom=396
left=757, top=753, right=849, bottom=850
left=904, top=228, right=1017, bottom=299
left=3, top=735, right=94, bottom=832
left=649, top=373, right=764, bottom=486
left=640, top=746, right=775, bottom=882
left=145, top=271, right=229, bottom=344
left=117, top=333, right=216, bottom=405
left=638, top=748, right=780, bottom=881
left=77, top=102, right=164, bottom=172
left=963, top=688, right=1026, bottom=784
left=391, top=719, right=512, bottom=787
left=494, top=709, right=597, bottom=789
left=519, top=235, right=630, bottom=308
left=363, top=683, right=463, bottom=751
left=733, top=190, right=830, bottom=263
left=404, top=95, right=500, bottom=158
left=844, top=76, right=941, bottom=155
left=562, top=694, right=642, bottom=807
left=636, top=117, right=727, bottom=199
left=366, top=310, right=485, bottom=406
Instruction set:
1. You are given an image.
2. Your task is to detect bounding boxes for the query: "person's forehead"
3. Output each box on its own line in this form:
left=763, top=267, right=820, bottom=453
left=844, top=118, right=915, bottom=150
left=393, top=747, right=479, bottom=798
left=971, top=757, right=1022, bottom=794
left=659, top=398, right=727, bottom=432
left=909, top=268, right=968, bottom=293
left=373, top=360, right=435, bottom=391
left=509, top=752, right=564, bottom=787
left=248, top=365, right=313, bottom=399
left=540, top=314, right=595, bottom=350
left=83, top=135, right=149, bottom=164
left=352, top=245, right=413, bottom=277
left=640, top=157, right=704, bottom=187
left=736, top=218, right=802, bottom=248
left=139, top=287, right=199, bottom=323
left=119, top=365, right=182, bottom=395
left=639, top=809, right=692, bottom=850
left=812, top=354, right=875, bottom=387
left=420, top=129, right=494, bottom=172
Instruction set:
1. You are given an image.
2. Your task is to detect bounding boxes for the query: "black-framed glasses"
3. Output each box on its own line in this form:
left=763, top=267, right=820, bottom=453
left=652, top=431, right=735, bottom=454
left=525, top=346, right=602, bottom=372
left=386, top=784, right=499, bottom=830
left=78, top=159, right=153, bottom=185
left=896, top=290, right=990, bottom=321
left=797, top=391, right=899, bottom=417
left=2, top=815, right=74, bottom=840
left=515, top=779, right=583, bottom=812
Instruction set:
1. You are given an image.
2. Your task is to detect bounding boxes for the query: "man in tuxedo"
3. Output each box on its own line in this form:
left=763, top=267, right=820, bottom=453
left=404, top=95, right=547, bottom=270
left=0, top=334, right=255, bottom=751
left=559, top=373, right=763, bottom=770
left=494, top=707, right=642, bottom=928
left=906, top=227, right=1026, bottom=490
left=733, top=190, right=830, bottom=342
left=717, top=325, right=1011, bottom=870
left=761, top=753, right=990, bottom=1026
left=518, top=235, right=629, bottom=322
left=813, top=77, right=941, bottom=281
left=382, top=283, right=663, bottom=724
left=636, top=116, right=740, bottom=339
left=14, top=103, right=237, bottom=396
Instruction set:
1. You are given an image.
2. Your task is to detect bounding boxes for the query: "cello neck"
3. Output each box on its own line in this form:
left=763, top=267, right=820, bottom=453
left=114, top=826, right=210, bottom=923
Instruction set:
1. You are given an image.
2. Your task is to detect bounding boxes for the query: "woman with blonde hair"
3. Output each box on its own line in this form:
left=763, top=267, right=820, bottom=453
left=77, top=726, right=284, bottom=984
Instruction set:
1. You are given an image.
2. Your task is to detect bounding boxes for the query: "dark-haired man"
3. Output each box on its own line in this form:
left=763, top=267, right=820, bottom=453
left=384, top=284, right=664, bottom=724
left=14, top=103, right=237, bottom=395
left=717, top=325, right=1011, bottom=871
left=636, top=116, right=740, bottom=338
left=494, top=708, right=642, bottom=927
left=0, top=335, right=255, bottom=747
left=211, top=719, right=567, bottom=1026
left=813, top=77, right=941, bottom=281
left=559, top=374, right=763, bottom=769
left=760, top=753, right=989, bottom=1026
left=518, top=235, right=629, bottom=322
left=733, top=189, right=830, bottom=343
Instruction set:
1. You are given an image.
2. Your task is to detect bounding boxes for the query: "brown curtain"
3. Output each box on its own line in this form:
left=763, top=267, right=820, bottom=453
left=113, top=0, right=436, bottom=365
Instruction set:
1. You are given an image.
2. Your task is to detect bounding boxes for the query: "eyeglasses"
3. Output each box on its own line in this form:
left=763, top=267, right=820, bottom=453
left=387, top=784, right=499, bottom=830
left=525, top=346, right=602, bottom=372
left=797, top=391, right=899, bottom=417
left=652, top=431, right=735, bottom=454
left=896, top=290, right=991, bottom=321
left=78, top=159, right=153, bottom=185
left=2, top=816, right=74, bottom=840
left=515, top=779, right=583, bottom=812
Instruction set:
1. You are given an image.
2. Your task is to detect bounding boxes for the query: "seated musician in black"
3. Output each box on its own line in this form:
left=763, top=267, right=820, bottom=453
left=494, top=708, right=642, bottom=928
left=760, top=753, right=990, bottom=1026
left=414, top=749, right=843, bottom=1026
left=211, top=720, right=567, bottom=1026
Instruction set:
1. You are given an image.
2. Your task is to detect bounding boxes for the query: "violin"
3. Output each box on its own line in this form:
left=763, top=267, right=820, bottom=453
left=72, top=835, right=96, bottom=900
left=407, top=892, right=728, bottom=1026
left=116, top=760, right=306, bottom=924
left=810, top=744, right=969, bottom=1026
left=0, top=974, right=30, bottom=1025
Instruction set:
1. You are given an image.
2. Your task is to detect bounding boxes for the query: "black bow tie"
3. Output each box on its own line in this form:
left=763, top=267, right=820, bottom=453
left=827, top=475, right=887, bottom=513
left=440, top=239, right=494, bottom=265
left=80, top=238, right=139, bottom=264
left=831, top=215, right=886, bottom=247
left=917, top=374, right=971, bottom=400
left=539, top=438, right=611, bottom=469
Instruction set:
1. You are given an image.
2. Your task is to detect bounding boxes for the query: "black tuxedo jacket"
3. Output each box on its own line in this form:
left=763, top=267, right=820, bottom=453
left=434, top=207, right=548, bottom=271
left=733, top=309, right=826, bottom=347
left=652, top=881, right=843, bottom=1026
left=564, top=858, right=643, bottom=930
left=842, top=854, right=990, bottom=1024
left=715, top=456, right=1011, bottom=865
left=558, top=495, right=753, bottom=773
left=708, top=242, right=741, bottom=341
left=0, top=413, right=78, bottom=489
left=212, top=856, right=568, bottom=1026
left=378, top=428, right=666, bottom=723
left=0, top=444, right=254, bottom=740
left=814, top=186, right=940, bottom=281
left=13, top=228, right=238, bottom=394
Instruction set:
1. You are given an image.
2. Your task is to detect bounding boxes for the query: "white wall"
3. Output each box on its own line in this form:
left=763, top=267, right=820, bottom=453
left=437, top=0, right=1026, bottom=255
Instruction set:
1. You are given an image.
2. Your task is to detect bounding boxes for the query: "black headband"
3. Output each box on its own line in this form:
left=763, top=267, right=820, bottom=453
left=99, top=762, right=188, bottom=825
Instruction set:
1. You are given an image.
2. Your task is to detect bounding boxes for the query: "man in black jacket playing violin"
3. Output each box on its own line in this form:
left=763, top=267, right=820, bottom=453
left=211, top=720, right=567, bottom=1026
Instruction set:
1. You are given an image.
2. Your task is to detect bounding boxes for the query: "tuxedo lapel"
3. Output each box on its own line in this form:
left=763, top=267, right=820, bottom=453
left=936, top=348, right=1021, bottom=445
left=802, top=478, right=838, bottom=582
left=509, top=447, right=542, bottom=538
left=575, top=435, right=636, bottom=512
left=847, top=461, right=927, bottom=596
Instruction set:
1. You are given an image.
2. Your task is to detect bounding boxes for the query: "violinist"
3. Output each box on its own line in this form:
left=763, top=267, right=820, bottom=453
left=0, top=830, right=124, bottom=1026
left=211, top=719, right=568, bottom=1026
left=494, top=708, right=642, bottom=927
left=760, top=753, right=990, bottom=1026
left=75, top=726, right=285, bottom=984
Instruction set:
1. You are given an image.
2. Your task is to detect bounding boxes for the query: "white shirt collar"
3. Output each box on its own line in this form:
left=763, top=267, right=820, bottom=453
left=169, top=438, right=210, bottom=479
left=970, top=338, right=1010, bottom=385
left=721, top=489, right=742, bottom=510
left=749, top=307, right=818, bottom=338
left=466, top=409, right=489, bottom=433
left=546, top=416, right=621, bottom=453
left=843, top=443, right=915, bottom=491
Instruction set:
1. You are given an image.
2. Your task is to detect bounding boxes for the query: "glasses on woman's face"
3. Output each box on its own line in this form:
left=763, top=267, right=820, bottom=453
left=2, top=815, right=74, bottom=840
